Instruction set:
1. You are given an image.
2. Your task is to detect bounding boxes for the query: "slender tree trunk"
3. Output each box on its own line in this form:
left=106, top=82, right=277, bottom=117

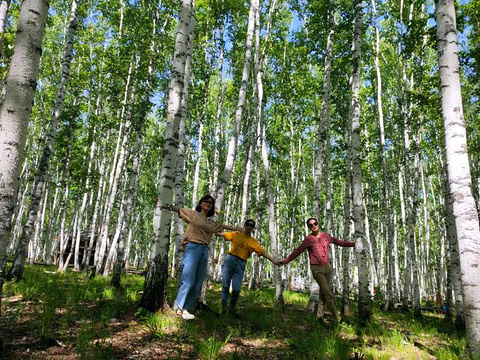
left=211, top=20, right=225, bottom=195
left=0, top=0, right=10, bottom=57
left=214, top=0, right=256, bottom=210
left=371, top=0, right=395, bottom=310
left=349, top=0, right=370, bottom=323
left=140, top=0, right=195, bottom=312
left=95, top=60, right=135, bottom=277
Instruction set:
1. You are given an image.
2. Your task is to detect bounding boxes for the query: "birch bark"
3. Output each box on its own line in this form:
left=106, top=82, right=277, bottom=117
left=0, top=0, right=50, bottom=299
left=214, top=0, right=256, bottom=210
left=6, top=0, right=80, bottom=280
left=349, top=0, right=370, bottom=323
left=0, top=0, right=10, bottom=56
left=139, top=0, right=195, bottom=312
left=436, top=1, right=480, bottom=352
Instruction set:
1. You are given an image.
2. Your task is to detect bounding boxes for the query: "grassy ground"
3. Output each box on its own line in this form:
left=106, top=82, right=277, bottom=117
left=0, top=265, right=466, bottom=359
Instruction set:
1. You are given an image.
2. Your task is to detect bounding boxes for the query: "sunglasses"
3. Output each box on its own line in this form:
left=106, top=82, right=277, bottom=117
left=202, top=200, right=214, bottom=205
left=307, top=221, right=318, bottom=228
left=245, top=223, right=255, bottom=228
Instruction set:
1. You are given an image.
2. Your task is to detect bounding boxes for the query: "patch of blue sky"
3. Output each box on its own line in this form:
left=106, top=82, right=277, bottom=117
left=287, top=2, right=303, bottom=41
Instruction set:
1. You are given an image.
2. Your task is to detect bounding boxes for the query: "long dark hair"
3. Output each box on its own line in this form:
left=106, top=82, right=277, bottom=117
left=195, top=195, right=216, bottom=217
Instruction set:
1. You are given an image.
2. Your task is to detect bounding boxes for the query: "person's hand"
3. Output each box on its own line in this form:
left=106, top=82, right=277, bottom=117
left=277, top=260, right=286, bottom=266
left=180, top=238, right=188, bottom=251
left=160, top=204, right=172, bottom=211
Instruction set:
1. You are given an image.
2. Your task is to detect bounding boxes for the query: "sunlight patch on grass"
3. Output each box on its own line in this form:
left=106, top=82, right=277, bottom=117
left=142, top=312, right=183, bottom=337
left=283, top=290, right=309, bottom=307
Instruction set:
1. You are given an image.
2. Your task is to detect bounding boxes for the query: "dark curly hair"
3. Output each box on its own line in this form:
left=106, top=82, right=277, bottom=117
left=244, top=219, right=256, bottom=227
left=195, top=195, right=216, bottom=217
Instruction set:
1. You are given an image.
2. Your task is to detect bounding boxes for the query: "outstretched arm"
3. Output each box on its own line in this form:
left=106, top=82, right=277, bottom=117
left=278, top=236, right=312, bottom=266
left=222, top=224, right=243, bottom=232
left=260, top=252, right=280, bottom=266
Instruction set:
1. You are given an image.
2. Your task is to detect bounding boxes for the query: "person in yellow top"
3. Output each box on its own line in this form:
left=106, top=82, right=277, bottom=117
left=218, top=219, right=278, bottom=315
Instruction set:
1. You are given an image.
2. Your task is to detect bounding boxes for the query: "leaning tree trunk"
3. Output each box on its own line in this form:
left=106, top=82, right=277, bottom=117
left=349, top=0, right=370, bottom=324
left=436, top=1, right=480, bottom=354
left=214, top=0, right=256, bottom=210
left=6, top=0, right=79, bottom=281
left=0, top=0, right=50, bottom=301
left=139, top=0, right=195, bottom=313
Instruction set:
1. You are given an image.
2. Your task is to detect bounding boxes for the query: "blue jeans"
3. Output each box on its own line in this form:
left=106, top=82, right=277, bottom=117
left=175, top=242, right=209, bottom=311
left=222, top=254, right=246, bottom=309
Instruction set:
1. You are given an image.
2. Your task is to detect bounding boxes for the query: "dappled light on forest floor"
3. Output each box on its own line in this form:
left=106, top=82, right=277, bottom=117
left=0, top=266, right=467, bottom=359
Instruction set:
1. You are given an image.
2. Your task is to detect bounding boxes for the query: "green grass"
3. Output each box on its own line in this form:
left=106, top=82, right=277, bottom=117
left=0, top=265, right=469, bottom=359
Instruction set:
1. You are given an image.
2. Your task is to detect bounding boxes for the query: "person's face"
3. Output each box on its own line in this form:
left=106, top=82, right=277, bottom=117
left=244, top=222, right=255, bottom=233
left=201, top=198, right=214, bottom=212
left=307, top=220, right=319, bottom=231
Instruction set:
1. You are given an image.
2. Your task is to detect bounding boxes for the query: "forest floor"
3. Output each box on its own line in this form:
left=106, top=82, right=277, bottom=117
left=0, top=265, right=467, bottom=359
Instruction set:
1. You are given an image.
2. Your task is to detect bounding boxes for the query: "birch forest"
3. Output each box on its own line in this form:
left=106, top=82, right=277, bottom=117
left=1, top=0, right=480, bottom=358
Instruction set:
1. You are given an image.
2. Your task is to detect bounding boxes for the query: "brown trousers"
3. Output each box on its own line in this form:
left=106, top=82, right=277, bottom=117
left=311, top=263, right=339, bottom=320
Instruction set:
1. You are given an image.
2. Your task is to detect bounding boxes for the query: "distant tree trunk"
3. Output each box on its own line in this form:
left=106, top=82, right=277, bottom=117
left=83, top=132, right=108, bottom=277
left=313, top=2, right=334, bottom=220
left=139, top=0, right=195, bottom=312
left=191, top=37, right=214, bottom=206
left=371, top=0, right=394, bottom=310
left=253, top=0, right=283, bottom=307
left=0, top=0, right=50, bottom=298
left=111, top=119, right=143, bottom=288
left=94, top=61, right=134, bottom=277
left=211, top=20, right=225, bottom=195
left=214, top=0, right=256, bottom=210
left=349, top=0, right=370, bottom=324
left=436, top=3, right=479, bottom=353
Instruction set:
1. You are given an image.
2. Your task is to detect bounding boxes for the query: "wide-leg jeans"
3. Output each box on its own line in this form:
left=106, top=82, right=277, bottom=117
left=222, top=254, right=246, bottom=309
left=175, top=242, right=209, bottom=311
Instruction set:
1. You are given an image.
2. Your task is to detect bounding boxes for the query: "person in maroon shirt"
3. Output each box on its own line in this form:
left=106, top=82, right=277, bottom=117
left=278, top=217, right=355, bottom=323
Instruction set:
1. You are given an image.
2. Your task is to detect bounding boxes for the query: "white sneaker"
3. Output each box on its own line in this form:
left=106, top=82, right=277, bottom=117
left=181, top=310, right=195, bottom=320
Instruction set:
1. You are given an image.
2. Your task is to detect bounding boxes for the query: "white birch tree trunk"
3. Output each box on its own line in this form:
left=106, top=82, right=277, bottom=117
left=0, top=0, right=50, bottom=298
left=214, top=0, right=257, bottom=210
left=371, top=0, right=395, bottom=310
left=436, top=1, right=480, bottom=353
left=211, top=20, right=225, bottom=195
left=139, top=0, right=195, bottom=312
left=349, top=0, right=370, bottom=323
left=6, top=0, right=79, bottom=280
left=94, top=60, right=135, bottom=277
